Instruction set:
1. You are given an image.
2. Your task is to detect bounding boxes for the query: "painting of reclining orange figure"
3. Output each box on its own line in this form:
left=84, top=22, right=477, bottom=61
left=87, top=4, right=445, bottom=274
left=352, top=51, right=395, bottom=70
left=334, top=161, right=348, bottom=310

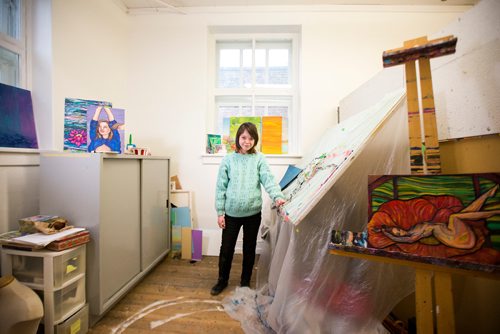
left=368, top=178, right=500, bottom=265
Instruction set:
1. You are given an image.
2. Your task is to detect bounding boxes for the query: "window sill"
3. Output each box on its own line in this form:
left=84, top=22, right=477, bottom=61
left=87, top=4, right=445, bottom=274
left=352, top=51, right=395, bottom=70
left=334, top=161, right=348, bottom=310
left=201, top=153, right=302, bottom=165
left=0, top=148, right=41, bottom=166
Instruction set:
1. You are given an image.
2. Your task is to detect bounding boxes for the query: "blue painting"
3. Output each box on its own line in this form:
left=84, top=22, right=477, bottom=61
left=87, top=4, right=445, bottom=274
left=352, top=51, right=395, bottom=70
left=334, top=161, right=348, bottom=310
left=0, top=83, right=38, bottom=149
left=64, top=98, right=111, bottom=151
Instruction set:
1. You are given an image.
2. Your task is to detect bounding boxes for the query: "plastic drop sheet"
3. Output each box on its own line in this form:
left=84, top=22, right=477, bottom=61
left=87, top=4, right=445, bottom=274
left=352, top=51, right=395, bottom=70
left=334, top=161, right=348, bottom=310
left=223, top=90, right=416, bottom=333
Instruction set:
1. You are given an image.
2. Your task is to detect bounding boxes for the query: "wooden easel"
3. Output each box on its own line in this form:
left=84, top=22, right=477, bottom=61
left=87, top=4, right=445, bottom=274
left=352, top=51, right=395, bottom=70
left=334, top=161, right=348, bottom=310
left=381, top=35, right=460, bottom=333
left=383, top=35, right=457, bottom=174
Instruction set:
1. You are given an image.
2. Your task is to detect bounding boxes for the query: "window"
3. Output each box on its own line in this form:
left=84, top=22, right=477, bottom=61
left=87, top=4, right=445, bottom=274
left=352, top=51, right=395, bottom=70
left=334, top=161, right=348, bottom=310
left=209, top=29, right=300, bottom=155
left=0, top=0, right=27, bottom=87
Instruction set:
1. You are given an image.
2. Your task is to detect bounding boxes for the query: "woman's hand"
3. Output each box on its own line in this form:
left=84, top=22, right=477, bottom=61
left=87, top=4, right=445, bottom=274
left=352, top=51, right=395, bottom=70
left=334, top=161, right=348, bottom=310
left=275, top=198, right=286, bottom=207
left=217, top=215, right=225, bottom=229
left=104, top=107, right=115, bottom=121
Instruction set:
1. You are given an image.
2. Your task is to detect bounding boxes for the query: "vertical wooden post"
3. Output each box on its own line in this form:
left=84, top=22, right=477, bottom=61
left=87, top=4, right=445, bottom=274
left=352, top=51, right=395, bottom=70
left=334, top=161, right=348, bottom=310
left=403, top=36, right=428, bottom=174
left=418, top=58, right=441, bottom=174
left=415, top=269, right=435, bottom=334
left=434, top=271, right=455, bottom=334
left=405, top=60, right=425, bottom=174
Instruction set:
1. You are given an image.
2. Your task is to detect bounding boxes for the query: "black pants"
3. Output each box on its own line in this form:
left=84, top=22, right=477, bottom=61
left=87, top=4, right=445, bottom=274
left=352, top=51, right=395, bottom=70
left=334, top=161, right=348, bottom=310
left=218, top=212, right=261, bottom=284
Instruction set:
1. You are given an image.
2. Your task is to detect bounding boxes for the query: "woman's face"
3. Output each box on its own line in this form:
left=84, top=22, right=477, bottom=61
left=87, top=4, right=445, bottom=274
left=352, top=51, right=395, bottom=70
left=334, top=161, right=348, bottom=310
left=238, top=130, right=255, bottom=154
left=98, top=121, right=111, bottom=138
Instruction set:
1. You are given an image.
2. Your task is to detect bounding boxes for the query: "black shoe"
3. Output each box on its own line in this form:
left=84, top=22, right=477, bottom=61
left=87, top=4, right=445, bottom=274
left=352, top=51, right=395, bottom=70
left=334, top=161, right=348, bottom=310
left=210, top=280, right=228, bottom=296
left=240, top=280, right=250, bottom=288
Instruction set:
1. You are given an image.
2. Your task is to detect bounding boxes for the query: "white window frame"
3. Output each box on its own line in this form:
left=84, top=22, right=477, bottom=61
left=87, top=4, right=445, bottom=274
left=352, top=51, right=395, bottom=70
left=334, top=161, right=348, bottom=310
left=207, top=31, right=300, bottom=159
left=0, top=0, right=30, bottom=88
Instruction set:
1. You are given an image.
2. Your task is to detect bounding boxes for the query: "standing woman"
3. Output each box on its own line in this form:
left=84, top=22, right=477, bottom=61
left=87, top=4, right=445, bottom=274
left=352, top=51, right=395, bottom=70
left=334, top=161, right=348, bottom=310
left=211, top=122, right=285, bottom=296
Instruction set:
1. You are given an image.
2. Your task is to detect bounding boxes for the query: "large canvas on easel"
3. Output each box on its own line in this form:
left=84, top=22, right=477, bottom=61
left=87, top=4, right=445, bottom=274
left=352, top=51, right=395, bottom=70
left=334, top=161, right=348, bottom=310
left=281, top=89, right=406, bottom=225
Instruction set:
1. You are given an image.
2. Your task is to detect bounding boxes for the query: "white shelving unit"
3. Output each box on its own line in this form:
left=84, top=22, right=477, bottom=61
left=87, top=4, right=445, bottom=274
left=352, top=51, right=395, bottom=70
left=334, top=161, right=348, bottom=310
left=1, top=244, right=87, bottom=334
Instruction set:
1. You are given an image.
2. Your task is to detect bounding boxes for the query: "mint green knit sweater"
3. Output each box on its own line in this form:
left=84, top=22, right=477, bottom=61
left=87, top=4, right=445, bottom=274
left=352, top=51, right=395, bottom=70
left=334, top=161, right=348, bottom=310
left=215, top=152, right=284, bottom=217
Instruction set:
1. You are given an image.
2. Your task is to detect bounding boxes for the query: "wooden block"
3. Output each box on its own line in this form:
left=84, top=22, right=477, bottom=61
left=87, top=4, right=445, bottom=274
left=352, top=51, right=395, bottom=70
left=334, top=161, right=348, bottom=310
left=171, top=207, right=191, bottom=228
left=181, top=227, right=192, bottom=260
left=171, top=226, right=182, bottom=257
left=192, top=229, right=203, bottom=261
left=170, top=175, right=182, bottom=190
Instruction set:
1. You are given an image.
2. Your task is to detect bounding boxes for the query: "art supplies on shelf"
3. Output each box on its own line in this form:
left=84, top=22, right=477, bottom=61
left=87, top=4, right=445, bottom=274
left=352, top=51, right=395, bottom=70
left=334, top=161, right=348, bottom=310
left=46, top=230, right=90, bottom=251
left=206, top=134, right=225, bottom=154
left=18, top=215, right=71, bottom=234
left=0, top=227, right=88, bottom=250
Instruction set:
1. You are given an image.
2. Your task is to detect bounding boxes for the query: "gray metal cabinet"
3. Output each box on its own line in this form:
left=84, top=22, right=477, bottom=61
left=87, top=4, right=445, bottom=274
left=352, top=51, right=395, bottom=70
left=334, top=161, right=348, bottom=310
left=40, top=153, right=170, bottom=325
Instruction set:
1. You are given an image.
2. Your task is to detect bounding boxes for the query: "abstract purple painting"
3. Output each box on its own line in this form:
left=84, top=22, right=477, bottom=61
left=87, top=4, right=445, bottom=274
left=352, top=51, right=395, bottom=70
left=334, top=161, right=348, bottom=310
left=0, top=83, right=38, bottom=149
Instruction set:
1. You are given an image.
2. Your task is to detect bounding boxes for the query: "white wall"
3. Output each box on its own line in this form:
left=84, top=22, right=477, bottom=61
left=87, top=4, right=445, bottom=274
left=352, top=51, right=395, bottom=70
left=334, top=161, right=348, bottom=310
left=123, top=6, right=465, bottom=254
left=51, top=0, right=130, bottom=143
left=0, top=152, right=39, bottom=234
left=1, top=1, right=469, bottom=255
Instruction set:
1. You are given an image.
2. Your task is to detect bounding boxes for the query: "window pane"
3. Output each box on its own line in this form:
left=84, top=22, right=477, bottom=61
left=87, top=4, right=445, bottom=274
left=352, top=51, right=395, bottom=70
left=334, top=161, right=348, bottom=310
left=215, top=96, right=291, bottom=154
left=0, top=0, right=20, bottom=39
left=218, top=49, right=240, bottom=88
left=242, top=49, right=252, bottom=88
left=269, top=49, right=290, bottom=86
left=215, top=96, right=253, bottom=134
left=255, top=40, right=291, bottom=87
left=219, top=49, right=239, bottom=67
left=217, top=41, right=252, bottom=88
left=255, top=49, right=266, bottom=86
left=0, top=45, right=19, bottom=86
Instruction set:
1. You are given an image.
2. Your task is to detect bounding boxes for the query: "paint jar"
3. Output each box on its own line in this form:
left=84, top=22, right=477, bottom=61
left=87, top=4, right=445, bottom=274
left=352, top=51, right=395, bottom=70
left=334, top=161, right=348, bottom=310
left=133, top=147, right=150, bottom=156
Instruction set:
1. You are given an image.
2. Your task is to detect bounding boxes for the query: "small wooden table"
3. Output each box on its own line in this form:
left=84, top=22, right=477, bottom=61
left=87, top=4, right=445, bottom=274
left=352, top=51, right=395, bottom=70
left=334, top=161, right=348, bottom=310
left=329, top=246, right=499, bottom=334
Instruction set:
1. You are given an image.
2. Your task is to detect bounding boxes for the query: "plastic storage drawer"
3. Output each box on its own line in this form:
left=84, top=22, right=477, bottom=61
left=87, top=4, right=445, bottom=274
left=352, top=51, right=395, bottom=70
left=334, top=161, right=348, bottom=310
left=55, top=304, right=89, bottom=334
left=11, top=245, right=86, bottom=288
left=36, top=275, right=86, bottom=324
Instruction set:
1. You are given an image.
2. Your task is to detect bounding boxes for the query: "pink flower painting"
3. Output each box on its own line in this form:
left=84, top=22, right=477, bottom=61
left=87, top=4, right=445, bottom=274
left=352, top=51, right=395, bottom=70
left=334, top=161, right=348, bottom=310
left=68, top=129, right=87, bottom=147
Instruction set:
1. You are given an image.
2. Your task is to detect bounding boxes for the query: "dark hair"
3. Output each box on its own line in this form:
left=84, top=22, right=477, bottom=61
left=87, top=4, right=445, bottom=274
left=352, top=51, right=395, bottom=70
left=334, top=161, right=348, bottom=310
left=235, top=122, right=258, bottom=154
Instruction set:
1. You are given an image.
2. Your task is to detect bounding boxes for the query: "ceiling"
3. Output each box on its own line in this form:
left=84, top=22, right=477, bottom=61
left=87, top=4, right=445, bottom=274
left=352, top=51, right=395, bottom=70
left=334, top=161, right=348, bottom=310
left=119, top=0, right=480, bottom=13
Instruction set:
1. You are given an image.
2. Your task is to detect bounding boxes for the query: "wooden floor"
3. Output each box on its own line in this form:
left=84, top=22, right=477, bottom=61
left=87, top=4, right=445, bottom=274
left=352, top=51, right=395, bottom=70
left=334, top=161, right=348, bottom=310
left=88, top=255, right=251, bottom=333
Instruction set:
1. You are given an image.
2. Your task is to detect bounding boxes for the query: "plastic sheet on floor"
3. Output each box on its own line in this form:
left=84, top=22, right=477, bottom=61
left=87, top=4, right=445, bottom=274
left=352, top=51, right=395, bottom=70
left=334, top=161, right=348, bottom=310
left=222, top=286, right=275, bottom=334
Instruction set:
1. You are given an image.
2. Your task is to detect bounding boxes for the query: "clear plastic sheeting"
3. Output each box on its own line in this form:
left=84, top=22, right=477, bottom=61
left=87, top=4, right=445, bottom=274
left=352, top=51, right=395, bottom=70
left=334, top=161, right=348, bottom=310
left=223, top=287, right=275, bottom=334
left=223, top=90, right=416, bottom=333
